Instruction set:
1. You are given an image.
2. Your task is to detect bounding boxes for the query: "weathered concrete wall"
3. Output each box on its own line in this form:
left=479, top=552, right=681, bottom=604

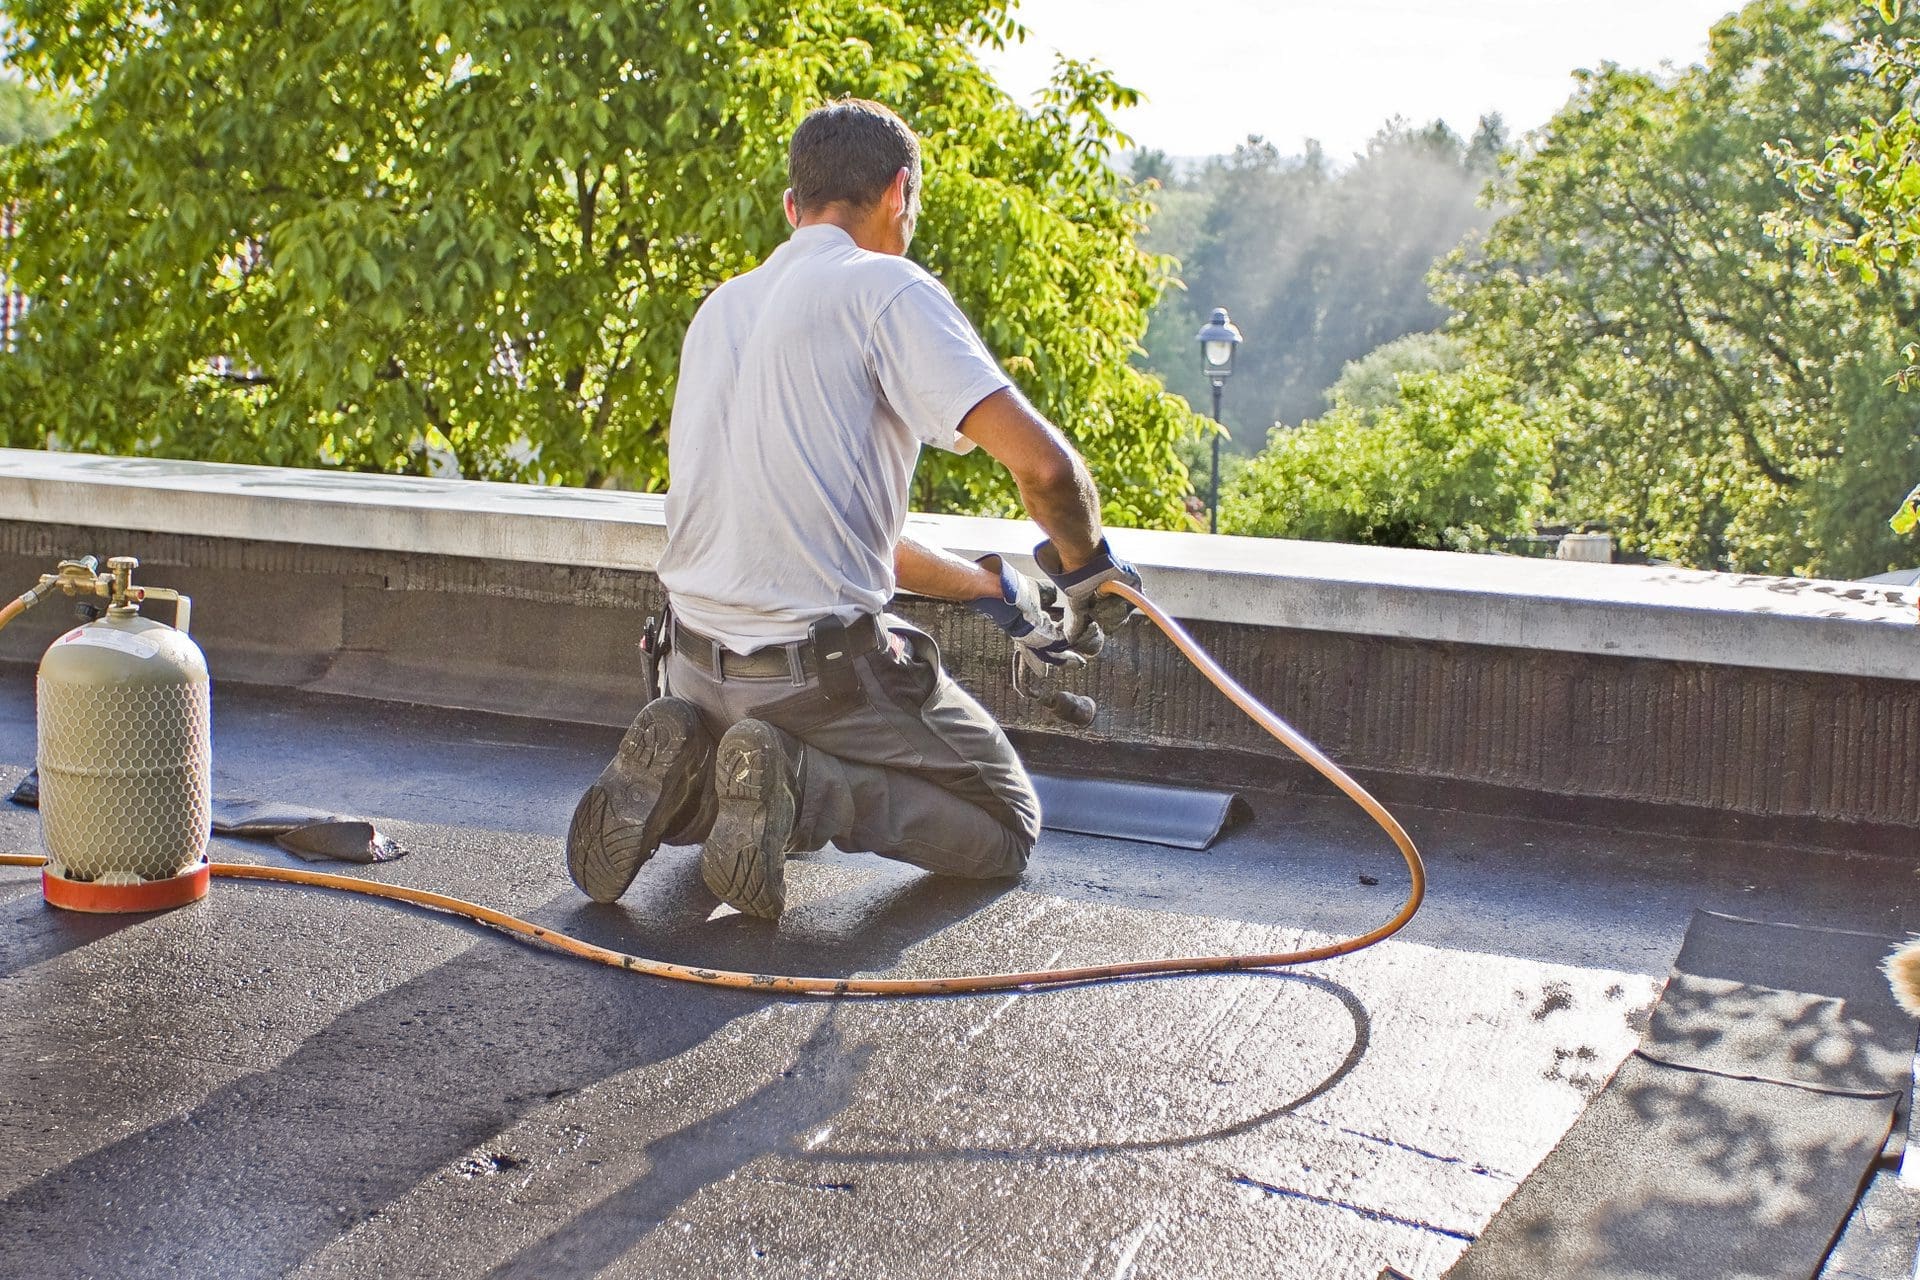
left=5, top=519, right=1918, bottom=851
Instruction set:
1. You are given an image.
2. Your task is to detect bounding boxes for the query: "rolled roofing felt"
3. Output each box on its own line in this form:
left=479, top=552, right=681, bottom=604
left=1030, top=772, right=1251, bottom=850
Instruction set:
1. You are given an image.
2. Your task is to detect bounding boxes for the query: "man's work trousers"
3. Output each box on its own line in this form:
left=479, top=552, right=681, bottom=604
left=663, top=615, right=1039, bottom=879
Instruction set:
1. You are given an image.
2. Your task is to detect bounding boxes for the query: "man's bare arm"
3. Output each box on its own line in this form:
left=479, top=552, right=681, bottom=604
left=956, top=387, right=1103, bottom=572
left=895, top=535, right=1000, bottom=601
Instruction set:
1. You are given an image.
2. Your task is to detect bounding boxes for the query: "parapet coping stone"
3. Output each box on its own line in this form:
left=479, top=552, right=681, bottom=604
left=3, top=447, right=1917, bottom=681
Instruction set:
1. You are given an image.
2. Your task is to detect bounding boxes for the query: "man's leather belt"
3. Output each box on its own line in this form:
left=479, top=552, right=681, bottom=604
left=673, top=614, right=884, bottom=681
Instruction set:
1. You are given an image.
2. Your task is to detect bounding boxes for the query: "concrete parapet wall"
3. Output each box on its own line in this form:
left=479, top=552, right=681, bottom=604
left=6, top=447, right=1919, bottom=676
left=4, top=449, right=1920, bottom=847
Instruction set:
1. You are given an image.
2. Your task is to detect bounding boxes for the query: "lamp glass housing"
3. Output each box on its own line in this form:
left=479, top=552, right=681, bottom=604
left=1203, top=339, right=1235, bottom=370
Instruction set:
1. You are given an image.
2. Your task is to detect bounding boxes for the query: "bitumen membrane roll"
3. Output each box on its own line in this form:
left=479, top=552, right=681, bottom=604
left=1446, top=911, right=1914, bottom=1280
left=1030, top=772, right=1251, bottom=850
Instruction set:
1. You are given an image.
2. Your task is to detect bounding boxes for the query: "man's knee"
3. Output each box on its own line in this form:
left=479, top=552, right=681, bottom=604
left=999, top=776, right=1042, bottom=851
left=890, top=817, right=1030, bottom=879
left=972, top=821, right=1034, bottom=879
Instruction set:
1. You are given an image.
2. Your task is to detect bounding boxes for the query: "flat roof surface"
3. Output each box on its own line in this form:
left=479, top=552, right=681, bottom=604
left=1, top=672, right=1915, bottom=1279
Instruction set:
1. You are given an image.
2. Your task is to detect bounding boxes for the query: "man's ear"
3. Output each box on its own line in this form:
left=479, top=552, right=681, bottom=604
left=890, top=167, right=911, bottom=215
left=783, top=189, right=800, bottom=228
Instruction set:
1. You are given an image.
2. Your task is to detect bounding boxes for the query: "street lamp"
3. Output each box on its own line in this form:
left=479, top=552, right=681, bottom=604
left=1195, top=306, right=1243, bottom=534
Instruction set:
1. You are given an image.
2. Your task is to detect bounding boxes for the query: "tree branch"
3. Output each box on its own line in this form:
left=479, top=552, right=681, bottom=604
left=1668, top=301, right=1800, bottom=488
left=207, top=368, right=273, bottom=387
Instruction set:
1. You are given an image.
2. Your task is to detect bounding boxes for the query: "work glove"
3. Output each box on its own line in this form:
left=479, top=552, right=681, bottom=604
left=967, top=554, right=1085, bottom=678
left=1033, top=537, right=1142, bottom=658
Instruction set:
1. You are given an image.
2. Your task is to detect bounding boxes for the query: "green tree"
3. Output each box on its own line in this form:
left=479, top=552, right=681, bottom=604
left=1447, top=0, right=1920, bottom=577
left=1773, top=1, right=1920, bottom=539
left=1776, top=3, right=1920, bottom=304
left=0, top=0, right=1200, bottom=528
left=1220, top=365, right=1552, bottom=550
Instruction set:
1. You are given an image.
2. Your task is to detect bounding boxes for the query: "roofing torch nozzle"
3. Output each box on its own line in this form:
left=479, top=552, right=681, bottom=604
left=1039, top=689, right=1097, bottom=728
left=1009, top=653, right=1098, bottom=728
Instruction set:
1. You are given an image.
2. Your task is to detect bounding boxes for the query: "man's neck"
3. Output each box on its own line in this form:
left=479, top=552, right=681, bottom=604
left=794, top=206, right=903, bottom=257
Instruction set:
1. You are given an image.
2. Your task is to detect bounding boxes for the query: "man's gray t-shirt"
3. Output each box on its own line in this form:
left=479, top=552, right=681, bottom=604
left=659, top=224, right=1011, bottom=652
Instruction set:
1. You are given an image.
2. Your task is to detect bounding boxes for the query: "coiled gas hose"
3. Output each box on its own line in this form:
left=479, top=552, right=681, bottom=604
left=0, top=580, right=1425, bottom=996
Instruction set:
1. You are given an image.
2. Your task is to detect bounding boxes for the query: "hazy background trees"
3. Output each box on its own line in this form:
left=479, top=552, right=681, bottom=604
left=1133, top=117, right=1505, bottom=450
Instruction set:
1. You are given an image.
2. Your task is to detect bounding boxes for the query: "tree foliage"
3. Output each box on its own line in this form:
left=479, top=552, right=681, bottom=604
left=1220, top=365, right=1552, bottom=550
left=1136, top=118, right=1504, bottom=448
left=1776, top=2, right=1920, bottom=299
left=0, top=0, right=1200, bottom=528
left=1772, top=0, right=1920, bottom=539
left=1447, top=0, right=1920, bottom=577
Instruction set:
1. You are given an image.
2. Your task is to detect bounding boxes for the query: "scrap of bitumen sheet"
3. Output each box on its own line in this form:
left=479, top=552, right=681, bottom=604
left=212, top=800, right=407, bottom=863
left=1446, top=910, right=1914, bottom=1280
left=1030, top=772, right=1251, bottom=850
left=208, top=799, right=404, bottom=861
left=266, top=820, right=406, bottom=865
left=7, top=770, right=406, bottom=863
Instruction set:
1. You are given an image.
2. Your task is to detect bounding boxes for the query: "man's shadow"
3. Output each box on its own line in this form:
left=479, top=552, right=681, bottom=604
left=486, top=1006, right=876, bottom=1280
left=0, top=856, right=1011, bottom=1280
left=482, top=941, right=1373, bottom=1278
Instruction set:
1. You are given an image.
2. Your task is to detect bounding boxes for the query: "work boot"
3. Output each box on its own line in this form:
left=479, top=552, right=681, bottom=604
left=566, top=697, right=714, bottom=904
left=701, top=719, right=802, bottom=919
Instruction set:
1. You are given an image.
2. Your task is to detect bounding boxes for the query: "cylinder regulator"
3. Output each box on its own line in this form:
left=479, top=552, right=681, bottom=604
left=4, top=556, right=212, bottom=912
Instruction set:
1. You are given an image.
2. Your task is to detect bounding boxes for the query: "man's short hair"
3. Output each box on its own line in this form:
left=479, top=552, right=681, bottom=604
left=788, top=99, right=921, bottom=217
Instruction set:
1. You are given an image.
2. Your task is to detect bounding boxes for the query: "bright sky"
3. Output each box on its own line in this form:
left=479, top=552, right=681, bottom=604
left=978, top=0, right=1740, bottom=160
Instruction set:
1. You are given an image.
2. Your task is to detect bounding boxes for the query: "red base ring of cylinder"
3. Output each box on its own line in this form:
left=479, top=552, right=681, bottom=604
left=42, top=858, right=211, bottom=913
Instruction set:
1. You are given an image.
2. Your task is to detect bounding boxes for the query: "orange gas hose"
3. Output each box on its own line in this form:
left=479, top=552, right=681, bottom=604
left=0, top=593, right=34, bottom=633
left=0, top=581, right=1424, bottom=996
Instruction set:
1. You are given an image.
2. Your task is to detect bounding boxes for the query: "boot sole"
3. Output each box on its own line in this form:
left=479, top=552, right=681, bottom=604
left=700, top=722, right=797, bottom=919
left=566, top=704, right=710, bottom=904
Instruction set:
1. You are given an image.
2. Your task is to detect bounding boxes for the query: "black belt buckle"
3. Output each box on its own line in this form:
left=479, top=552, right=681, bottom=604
left=809, top=616, right=860, bottom=703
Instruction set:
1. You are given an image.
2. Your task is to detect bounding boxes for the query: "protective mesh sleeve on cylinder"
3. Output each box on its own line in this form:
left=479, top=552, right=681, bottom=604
left=35, top=677, right=212, bottom=883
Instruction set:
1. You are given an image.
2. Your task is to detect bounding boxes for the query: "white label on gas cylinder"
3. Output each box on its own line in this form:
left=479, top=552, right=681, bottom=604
left=54, top=627, right=160, bottom=661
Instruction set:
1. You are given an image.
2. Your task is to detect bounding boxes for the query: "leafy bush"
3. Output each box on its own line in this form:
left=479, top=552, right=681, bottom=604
left=1221, top=366, right=1552, bottom=551
left=1320, top=331, right=1464, bottom=415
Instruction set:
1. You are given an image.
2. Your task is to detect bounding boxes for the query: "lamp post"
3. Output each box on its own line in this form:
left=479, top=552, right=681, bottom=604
left=1195, top=306, right=1243, bottom=534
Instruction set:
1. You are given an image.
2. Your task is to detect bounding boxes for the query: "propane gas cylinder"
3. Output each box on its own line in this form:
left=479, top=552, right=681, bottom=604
left=36, top=558, right=211, bottom=910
